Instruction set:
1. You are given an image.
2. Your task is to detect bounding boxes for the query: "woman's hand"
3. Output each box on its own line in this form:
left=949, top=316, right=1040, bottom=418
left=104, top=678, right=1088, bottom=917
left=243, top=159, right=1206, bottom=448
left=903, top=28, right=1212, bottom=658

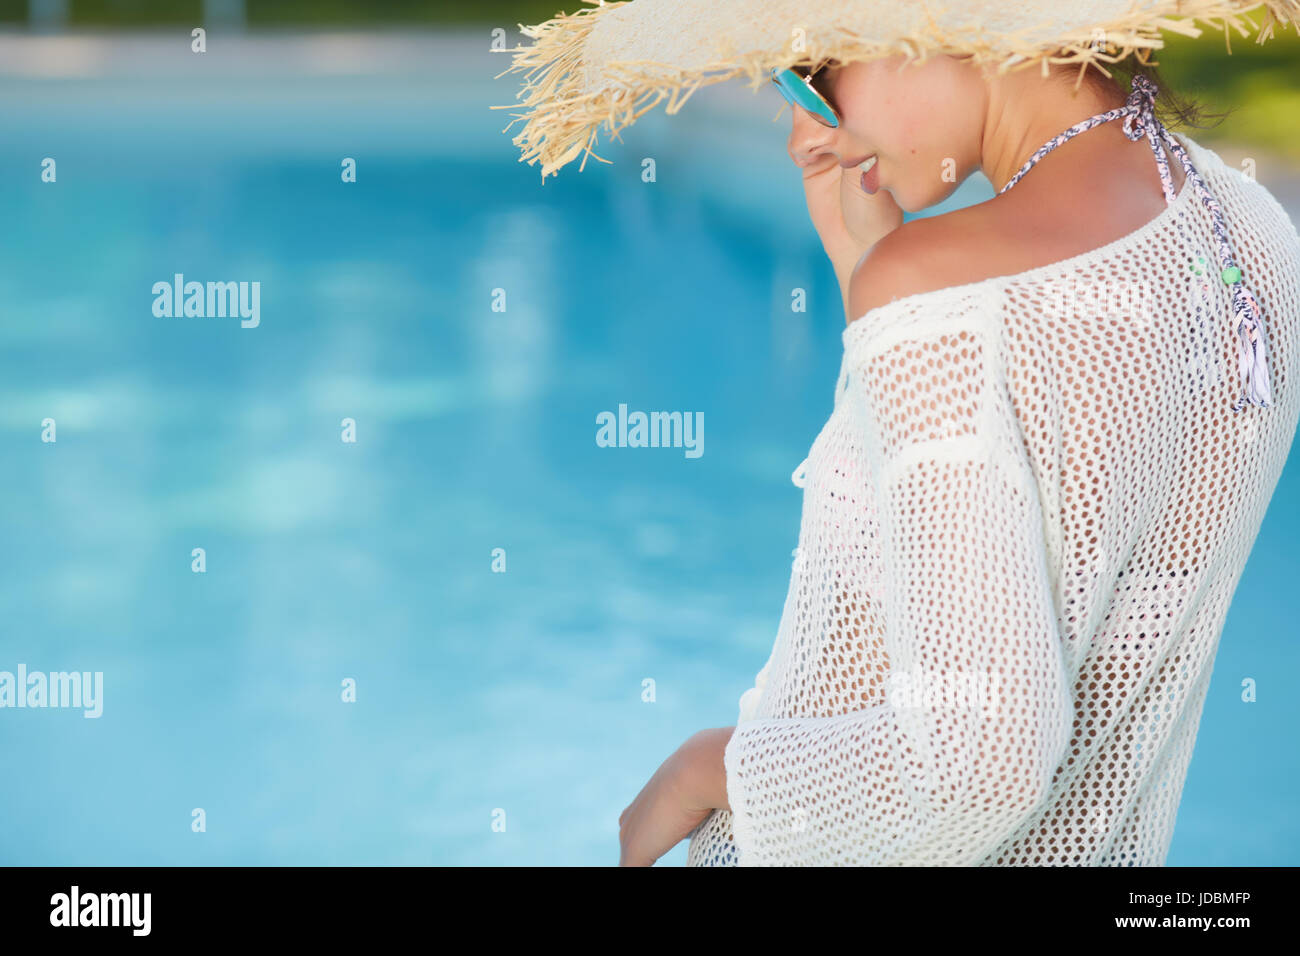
left=800, top=152, right=904, bottom=319
left=618, top=727, right=733, bottom=866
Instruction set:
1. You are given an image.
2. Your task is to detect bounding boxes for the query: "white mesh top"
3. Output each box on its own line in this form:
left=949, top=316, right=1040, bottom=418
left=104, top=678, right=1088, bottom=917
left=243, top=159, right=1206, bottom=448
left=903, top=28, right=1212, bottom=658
left=687, top=131, right=1300, bottom=866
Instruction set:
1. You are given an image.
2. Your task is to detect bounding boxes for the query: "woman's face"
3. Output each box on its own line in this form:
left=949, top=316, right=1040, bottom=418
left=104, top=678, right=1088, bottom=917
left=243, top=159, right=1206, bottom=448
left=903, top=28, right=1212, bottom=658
left=790, top=54, right=986, bottom=212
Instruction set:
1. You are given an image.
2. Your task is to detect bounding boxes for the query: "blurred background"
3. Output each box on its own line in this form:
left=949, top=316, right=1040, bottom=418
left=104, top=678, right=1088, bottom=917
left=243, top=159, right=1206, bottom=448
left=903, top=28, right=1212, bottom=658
left=0, top=1, right=1296, bottom=866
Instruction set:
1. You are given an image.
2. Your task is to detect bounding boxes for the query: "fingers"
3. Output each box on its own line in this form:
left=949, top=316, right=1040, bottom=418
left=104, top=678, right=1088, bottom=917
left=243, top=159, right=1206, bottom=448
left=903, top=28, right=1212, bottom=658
left=788, top=127, right=836, bottom=171
left=799, top=152, right=840, bottom=177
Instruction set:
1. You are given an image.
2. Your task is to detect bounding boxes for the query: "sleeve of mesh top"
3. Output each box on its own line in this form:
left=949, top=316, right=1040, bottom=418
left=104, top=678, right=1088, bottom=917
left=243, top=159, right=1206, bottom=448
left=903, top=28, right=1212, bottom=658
left=723, top=312, right=1074, bottom=865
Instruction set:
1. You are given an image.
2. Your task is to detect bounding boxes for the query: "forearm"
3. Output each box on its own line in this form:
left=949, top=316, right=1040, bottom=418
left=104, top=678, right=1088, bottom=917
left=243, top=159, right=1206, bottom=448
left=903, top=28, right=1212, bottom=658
left=685, top=726, right=734, bottom=811
left=820, top=235, right=867, bottom=323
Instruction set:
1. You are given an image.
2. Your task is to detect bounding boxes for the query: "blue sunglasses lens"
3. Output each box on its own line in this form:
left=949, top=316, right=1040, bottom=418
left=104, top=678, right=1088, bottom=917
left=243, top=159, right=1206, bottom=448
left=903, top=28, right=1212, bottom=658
left=770, top=67, right=838, bottom=127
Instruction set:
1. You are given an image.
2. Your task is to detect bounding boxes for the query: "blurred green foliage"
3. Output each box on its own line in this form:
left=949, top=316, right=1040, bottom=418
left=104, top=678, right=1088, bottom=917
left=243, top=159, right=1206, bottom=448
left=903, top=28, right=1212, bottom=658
left=1156, top=28, right=1300, bottom=160
left=68, top=1, right=201, bottom=24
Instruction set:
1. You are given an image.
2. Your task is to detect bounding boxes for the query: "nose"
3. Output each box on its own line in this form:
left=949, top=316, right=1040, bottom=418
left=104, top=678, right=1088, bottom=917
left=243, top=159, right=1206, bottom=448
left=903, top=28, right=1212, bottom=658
left=786, top=107, right=838, bottom=168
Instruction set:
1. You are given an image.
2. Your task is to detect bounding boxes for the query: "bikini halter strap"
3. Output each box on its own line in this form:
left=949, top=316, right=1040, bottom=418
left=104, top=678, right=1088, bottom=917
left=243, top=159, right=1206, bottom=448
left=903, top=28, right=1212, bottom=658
left=999, top=74, right=1273, bottom=413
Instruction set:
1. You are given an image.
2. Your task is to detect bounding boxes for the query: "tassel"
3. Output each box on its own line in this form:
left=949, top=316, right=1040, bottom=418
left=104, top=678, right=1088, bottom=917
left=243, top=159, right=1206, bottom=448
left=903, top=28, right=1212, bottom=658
left=1230, top=286, right=1273, bottom=412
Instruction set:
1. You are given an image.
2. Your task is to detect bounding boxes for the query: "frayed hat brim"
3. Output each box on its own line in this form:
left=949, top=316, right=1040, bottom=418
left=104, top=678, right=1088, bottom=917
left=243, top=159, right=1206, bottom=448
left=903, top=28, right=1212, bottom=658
left=491, top=0, right=1300, bottom=181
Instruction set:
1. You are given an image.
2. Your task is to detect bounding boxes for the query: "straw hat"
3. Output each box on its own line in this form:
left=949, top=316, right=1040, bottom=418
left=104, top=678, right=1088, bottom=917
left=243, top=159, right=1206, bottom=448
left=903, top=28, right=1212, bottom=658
left=491, top=0, right=1300, bottom=180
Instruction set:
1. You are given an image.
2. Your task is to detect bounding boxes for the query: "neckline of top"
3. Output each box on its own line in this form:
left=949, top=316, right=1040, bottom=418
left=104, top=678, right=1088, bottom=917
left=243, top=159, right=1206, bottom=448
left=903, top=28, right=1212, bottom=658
left=842, top=130, right=1201, bottom=352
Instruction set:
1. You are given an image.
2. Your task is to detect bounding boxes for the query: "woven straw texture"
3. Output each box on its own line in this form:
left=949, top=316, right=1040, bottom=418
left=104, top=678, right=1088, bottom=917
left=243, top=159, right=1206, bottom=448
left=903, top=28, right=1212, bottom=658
left=492, top=0, right=1300, bottom=179
left=683, top=133, right=1300, bottom=865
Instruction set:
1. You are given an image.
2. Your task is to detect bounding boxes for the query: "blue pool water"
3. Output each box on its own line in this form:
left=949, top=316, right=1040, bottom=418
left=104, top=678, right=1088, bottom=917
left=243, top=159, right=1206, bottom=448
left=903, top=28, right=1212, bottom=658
left=0, top=32, right=1296, bottom=866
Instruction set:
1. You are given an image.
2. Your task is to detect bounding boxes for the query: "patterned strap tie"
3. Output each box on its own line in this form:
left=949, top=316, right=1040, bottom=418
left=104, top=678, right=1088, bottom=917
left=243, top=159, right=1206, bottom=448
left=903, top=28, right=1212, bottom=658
left=1000, top=74, right=1273, bottom=412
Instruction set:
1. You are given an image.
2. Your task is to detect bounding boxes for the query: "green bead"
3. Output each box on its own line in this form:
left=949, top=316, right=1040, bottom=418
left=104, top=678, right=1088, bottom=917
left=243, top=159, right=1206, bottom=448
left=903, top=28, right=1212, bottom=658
left=1221, top=266, right=1242, bottom=284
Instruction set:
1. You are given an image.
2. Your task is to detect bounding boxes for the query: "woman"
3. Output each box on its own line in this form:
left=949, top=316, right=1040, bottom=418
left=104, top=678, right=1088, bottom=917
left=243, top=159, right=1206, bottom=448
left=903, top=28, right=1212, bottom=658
left=608, top=47, right=1299, bottom=866
left=493, top=0, right=1299, bottom=867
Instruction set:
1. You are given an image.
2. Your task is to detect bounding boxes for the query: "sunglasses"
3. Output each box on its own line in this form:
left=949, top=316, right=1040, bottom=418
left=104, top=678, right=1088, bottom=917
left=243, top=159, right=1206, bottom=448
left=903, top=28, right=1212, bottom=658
left=770, top=65, right=840, bottom=128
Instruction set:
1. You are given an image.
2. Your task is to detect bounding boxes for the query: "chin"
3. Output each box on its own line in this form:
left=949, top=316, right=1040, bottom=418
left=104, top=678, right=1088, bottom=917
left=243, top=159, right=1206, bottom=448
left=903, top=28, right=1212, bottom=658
left=896, top=180, right=959, bottom=215
left=888, top=185, right=925, bottom=214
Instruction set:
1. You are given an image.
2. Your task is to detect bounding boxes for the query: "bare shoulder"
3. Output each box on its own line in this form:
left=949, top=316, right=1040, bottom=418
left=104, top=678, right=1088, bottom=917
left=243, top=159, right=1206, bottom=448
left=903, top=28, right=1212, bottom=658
left=846, top=200, right=1019, bottom=326
left=847, top=140, right=1194, bottom=327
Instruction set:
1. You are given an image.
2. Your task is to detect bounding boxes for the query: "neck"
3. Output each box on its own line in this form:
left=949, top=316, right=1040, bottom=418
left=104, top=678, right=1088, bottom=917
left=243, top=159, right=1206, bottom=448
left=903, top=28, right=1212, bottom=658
left=978, top=65, right=1127, bottom=193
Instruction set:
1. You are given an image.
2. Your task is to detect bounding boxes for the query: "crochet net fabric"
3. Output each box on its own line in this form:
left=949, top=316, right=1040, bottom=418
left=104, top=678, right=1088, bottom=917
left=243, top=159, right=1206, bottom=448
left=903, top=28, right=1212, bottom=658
left=687, top=133, right=1300, bottom=866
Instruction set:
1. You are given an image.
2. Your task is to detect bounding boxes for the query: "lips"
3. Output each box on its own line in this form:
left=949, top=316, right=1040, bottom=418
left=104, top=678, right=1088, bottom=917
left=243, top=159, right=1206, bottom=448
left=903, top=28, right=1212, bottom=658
left=858, top=155, right=879, bottom=194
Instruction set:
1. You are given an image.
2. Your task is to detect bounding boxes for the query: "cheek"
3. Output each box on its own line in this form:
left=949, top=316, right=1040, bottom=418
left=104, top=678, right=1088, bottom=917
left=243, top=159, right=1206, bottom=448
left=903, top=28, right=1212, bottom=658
left=839, top=74, right=961, bottom=172
left=849, top=105, right=919, bottom=163
left=889, top=109, right=930, bottom=158
left=886, top=115, right=960, bottom=185
left=878, top=142, right=961, bottom=213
